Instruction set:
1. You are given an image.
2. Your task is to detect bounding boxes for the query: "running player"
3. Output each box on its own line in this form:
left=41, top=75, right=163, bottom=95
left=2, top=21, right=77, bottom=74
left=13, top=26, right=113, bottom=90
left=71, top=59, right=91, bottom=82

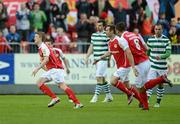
left=115, top=22, right=172, bottom=110
left=32, top=32, right=83, bottom=109
left=93, top=25, right=142, bottom=105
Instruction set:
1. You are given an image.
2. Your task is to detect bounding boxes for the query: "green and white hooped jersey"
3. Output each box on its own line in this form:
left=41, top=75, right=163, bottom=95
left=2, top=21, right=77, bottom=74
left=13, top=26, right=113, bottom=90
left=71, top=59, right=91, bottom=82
left=91, top=31, right=109, bottom=60
left=147, top=35, right=171, bottom=70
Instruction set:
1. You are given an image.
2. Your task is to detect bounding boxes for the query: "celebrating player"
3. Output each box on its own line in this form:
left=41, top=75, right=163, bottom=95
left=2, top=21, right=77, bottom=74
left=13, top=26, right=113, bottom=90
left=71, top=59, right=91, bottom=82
left=94, top=24, right=142, bottom=105
left=115, top=22, right=173, bottom=110
left=32, top=32, right=83, bottom=109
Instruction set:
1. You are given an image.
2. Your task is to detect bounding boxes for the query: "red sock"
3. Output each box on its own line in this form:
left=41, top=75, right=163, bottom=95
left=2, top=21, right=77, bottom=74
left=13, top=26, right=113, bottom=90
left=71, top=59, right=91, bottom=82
left=144, top=76, right=164, bottom=90
left=130, top=87, right=143, bottom=104
left=114, top=81, right=132, bottom=96
left=65, top=87, right=80, bottom=104
left=140, top=92, right=149, bottom=109
left=39, top=83, right=56, bottom=99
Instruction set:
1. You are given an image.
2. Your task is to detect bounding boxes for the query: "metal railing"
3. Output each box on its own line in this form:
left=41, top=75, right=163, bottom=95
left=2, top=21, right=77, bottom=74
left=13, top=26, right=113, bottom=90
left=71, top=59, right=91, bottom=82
left=0, top=42, right=91, bottom=54
left=0, top=42, right=180, bottom=54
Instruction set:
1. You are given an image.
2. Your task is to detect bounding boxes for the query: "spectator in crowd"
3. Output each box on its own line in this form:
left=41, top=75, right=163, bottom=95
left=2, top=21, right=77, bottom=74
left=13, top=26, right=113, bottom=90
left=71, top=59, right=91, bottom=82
left=30, top=3, right=47, bottom=31
left=29, top=28, right=37, bottom=43
left=131, top=0, right=147, bottom=12
left=48, top=1, right=69, bottom=32
left=104, top=0, right=128, bottom=25
left=90, top=0, right=99, bottom=17
left=0, top=30, right=12, bottom=53
left=140, top=12, right=154, bottom=37
left=76, top=0, right=93, bottom=19
left=28, top=27, right=38, bottom=53
left=49, top=25, right=57, bottom=41
left=6, top=25, right=21, bottom=53
left=159, top=0, right=178, bottom=22
left=88, top=16, right=98, bottom=38
left=176, top=17, right=180, bottom=43
left=55, top=0, right=69, bottom=31
left=76, top=13, right=91, bottom=53
left=16, top=3, right=30, bottom=42
left=26, top=0, right=35, bottom=10
left=129, top=0, right=147, bottom=31
left=0, top=2, right=8, bottom=36
left=169, top=26, right=179, bottom=44
left=176, top=17, right=180, bottom=29
left=157, top=13, right=169, bottom=36
left=54, top=27, right=70, bottom=53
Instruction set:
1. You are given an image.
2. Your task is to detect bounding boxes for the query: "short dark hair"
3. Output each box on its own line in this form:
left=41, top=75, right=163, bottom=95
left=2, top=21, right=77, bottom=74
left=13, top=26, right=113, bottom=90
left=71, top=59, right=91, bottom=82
left=178, top=17, right=180, bottom=21
left=98, top=19, right=106, bottom=26
left=36, top=31, right=46, bottom=42
left=115, top=22, right=126, bottom=32
left=45, top=38, right=53, bottom=44
left=106, top=24, right=116, bottom=33
left=155, top=23, right=163, bottom=29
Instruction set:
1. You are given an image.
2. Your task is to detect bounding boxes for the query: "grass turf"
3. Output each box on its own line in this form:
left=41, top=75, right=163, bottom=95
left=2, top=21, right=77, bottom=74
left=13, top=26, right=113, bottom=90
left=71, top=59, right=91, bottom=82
left=0, top=94, right=180, bottom=124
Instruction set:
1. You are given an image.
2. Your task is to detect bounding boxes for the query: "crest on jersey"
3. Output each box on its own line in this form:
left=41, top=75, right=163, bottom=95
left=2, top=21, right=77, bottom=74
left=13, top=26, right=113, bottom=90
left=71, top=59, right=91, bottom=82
left=114, top=44, right=118, bottom=48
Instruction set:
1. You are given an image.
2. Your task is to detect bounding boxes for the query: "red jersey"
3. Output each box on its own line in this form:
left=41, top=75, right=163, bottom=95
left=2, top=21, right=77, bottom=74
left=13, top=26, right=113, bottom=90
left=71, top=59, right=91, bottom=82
left=121, top=31, right=148, bottom=65
left=53, top=47, right=65, bottom=69
left=38, top=43, right=63, bottom=70
left=108, top=36, right=130, bottom=68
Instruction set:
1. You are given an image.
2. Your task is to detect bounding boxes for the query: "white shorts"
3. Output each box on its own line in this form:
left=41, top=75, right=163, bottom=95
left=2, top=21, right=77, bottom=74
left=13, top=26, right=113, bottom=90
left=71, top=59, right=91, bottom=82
left=96, top=60, right=107, bottom=77
left=113, top=67, right=131, bottom=82
left=41, top=68, right=65, bottom=83
left=134, top=60, right=150, bottom=88
left=148, top=69, right=168, bottom=81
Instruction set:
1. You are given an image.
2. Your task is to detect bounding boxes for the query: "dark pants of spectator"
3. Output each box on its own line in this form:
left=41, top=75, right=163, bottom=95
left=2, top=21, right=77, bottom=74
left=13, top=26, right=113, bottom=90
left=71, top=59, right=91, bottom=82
left=10, top=44, right=20, bottom=53
left=172, top=45, right=180, bottom=54
left=18, top=29, right=30, bottom=41
left=55, top=20, right=67, bottom=32
left=77, top=38, right=88, bottom=53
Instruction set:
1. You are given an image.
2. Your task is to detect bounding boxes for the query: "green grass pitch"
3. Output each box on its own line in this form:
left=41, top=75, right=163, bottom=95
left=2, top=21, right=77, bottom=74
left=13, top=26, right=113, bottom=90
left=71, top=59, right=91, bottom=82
left=0, top=94, right=180, bottom=124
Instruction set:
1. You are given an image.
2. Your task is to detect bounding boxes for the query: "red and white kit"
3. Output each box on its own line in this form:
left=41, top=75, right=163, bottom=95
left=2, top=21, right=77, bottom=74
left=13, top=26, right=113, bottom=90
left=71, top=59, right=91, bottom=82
left=121, top=31, right=150, bottom=88
left=38, top=43, right=65, bottom=83
left=108, top=35, right=131, bottom=82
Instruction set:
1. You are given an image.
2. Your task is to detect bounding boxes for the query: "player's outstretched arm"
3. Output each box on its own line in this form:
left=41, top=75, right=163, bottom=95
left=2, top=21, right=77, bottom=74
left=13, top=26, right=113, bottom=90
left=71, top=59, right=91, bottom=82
left=32, top=56, right=49, bottom=76
left=85, top=44, right=93, bottom=65
left=63, top=57, right=70, bottom=74
left=93, top=51, right=111, bottom=65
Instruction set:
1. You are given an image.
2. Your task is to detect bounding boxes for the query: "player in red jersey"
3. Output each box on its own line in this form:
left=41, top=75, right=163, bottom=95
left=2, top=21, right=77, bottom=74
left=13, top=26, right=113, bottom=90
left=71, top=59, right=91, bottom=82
left=32, top=32, right=83, bottom=109
left=45, top=39, right=83, bottom=107
left=94, top=25, right=143, bottom=105
left=115, top=22, right=173, bottom=110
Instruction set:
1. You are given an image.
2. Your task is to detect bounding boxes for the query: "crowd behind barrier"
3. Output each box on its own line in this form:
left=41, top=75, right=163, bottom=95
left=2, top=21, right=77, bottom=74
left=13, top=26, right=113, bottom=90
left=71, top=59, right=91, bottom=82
left=0, top=42, right=180, bottom=54
left=0, top=0, right=180, bottom=54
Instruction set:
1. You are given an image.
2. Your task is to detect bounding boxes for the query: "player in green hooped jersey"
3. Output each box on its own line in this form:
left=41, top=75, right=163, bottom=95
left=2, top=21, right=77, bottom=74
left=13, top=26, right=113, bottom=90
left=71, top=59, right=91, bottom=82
left=146, top=23, right=171, bottom=108
left=85, top=20, right=113, bottom=103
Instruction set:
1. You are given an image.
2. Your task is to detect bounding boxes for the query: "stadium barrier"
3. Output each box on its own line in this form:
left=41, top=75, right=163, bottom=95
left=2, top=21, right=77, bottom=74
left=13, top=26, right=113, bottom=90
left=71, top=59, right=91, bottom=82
left=1, top=42, right=180, bottom=54
left=0, top=42, right=180, bottom=94
left=0, top=52, right=180, bottom=94
left=0, top=42, right=91, bottom=54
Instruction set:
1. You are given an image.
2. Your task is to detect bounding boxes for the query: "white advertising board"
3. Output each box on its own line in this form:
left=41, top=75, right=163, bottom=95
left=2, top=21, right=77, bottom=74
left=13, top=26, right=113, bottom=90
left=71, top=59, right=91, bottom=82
left=15, top=54, right=180, bottom=85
